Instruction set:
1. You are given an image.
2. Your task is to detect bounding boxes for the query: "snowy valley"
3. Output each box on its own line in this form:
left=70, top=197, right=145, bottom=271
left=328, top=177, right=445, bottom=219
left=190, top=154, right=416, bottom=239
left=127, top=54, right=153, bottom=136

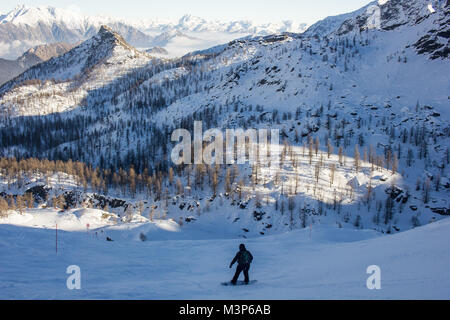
left=0, top=0, right=449, bottom=299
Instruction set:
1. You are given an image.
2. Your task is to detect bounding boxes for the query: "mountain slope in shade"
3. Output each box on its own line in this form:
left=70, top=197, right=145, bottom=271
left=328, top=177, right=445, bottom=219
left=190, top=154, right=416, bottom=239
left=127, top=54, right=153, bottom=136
left=1, top=26, right=148, bottom=86
left=0, top=25, right=154, bottom=115
left=305, top=0, right=449, bottom=59
left=0, top=42, right=75, bottom=85
left=146, top=46, right=169, bottom=56
left=413, top=1, right=450, bottom=59
left=0, top=5, right=154, bottom=59
left=0, top=0, right=448, bottom=131
left=0, top=0, right=447, bottom=117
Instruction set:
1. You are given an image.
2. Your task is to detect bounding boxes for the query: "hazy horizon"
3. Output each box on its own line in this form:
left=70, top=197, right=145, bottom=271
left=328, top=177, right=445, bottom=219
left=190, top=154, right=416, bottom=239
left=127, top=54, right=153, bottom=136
left=0, top=0, right=371, bottom=25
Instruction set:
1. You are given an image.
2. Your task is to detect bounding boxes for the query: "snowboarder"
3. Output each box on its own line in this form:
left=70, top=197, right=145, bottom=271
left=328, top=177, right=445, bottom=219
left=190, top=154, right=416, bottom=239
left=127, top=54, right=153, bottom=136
left=229, top=244, right=253, bottom=285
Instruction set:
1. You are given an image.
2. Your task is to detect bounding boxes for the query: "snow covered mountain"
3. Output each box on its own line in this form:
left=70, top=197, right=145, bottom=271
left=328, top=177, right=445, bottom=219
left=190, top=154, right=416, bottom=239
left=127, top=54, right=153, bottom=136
left=136, top=14, right=308, bottom=35
left=0, top=42, right=74, bottom=85
left=1, top=213, right=449, bottom=299
left=0, top=0, right=449, bottom=301
left=0, top=0, right=449, bottom=238
left=0, top=5, right=308, bottom=59
left=0, top=25, right=154, bottom=115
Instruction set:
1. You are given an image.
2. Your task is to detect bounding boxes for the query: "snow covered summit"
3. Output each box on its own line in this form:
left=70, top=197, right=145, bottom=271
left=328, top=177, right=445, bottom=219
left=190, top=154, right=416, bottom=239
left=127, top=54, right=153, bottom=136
left=0, top=25, right=154, bottom=115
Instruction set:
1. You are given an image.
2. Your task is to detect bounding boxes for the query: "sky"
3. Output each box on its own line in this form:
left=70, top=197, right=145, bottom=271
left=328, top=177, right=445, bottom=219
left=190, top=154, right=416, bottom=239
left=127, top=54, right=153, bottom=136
left=0, top=0, right=372, bottom=24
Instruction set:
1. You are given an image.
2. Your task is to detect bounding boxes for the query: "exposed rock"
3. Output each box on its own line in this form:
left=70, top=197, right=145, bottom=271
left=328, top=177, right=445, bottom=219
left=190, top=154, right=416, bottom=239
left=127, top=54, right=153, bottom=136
left=25, top=185, right=49, bottom=202
left=253, top=210, right=266, bottom=221
left=430, top=207, right=450, bottom=216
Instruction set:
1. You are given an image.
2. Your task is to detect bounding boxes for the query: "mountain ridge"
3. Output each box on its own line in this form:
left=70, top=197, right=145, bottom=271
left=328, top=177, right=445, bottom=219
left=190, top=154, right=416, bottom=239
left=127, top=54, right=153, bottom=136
left=0, top=42, right=74, bottom=86
left=0, top=0, right=448, bottom=237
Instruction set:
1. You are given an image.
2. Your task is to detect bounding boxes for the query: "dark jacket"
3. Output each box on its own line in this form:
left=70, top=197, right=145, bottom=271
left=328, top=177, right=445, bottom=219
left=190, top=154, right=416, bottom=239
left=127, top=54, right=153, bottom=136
left=231, top=249, right=253, bottom=266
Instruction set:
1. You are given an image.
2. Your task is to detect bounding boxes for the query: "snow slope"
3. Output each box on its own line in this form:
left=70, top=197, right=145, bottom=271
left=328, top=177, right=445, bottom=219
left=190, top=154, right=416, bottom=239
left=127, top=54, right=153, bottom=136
left=0, top=5, right=308, bottom=59
left=0, top=214, right=449, bottom=299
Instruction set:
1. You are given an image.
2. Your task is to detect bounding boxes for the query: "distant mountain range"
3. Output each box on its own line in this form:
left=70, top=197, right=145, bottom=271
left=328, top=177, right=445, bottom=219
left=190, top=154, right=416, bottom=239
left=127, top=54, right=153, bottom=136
left=0, top=5, right=309, bottom=60
left=0, top=42, right=74, bottom=85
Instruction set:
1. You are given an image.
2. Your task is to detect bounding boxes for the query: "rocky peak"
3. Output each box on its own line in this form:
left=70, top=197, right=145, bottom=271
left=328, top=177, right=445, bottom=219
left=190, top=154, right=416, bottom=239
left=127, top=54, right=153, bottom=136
left=334, top=0, right=444, bottom=36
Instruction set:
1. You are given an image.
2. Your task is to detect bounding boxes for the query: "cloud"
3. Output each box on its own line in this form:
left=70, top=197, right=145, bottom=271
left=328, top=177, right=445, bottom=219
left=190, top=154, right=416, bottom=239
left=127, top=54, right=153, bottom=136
left=0, top=41, right=12, bottom=57
left=66, top=4, right=82, bottom=15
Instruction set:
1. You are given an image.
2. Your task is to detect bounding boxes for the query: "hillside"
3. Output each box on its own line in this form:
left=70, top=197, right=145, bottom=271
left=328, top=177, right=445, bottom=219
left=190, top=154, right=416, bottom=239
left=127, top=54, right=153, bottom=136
left=1, top=213, right=449, bottom=299
left=0, top=42, right=74, bottom=85
left=0, top=25, right=155, bottom=115
left=0, top=5, right=153, bottom=59
left=0, top=0, right=448, bottom=241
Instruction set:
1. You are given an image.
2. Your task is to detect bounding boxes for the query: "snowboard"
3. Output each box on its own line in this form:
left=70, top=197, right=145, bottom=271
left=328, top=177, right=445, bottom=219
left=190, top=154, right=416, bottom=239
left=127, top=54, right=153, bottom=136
left=221, top=280, right=257, bottom=286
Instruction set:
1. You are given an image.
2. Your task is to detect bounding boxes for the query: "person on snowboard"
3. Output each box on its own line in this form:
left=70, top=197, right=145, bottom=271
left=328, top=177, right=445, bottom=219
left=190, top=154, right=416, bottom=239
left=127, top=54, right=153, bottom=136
left=229, top=244, right=253, bottom=285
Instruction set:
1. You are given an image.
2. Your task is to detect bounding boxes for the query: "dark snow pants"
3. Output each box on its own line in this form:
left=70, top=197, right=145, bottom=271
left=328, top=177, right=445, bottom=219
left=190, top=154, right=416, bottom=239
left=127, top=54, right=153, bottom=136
left=232, top=264, right=250, bottom=284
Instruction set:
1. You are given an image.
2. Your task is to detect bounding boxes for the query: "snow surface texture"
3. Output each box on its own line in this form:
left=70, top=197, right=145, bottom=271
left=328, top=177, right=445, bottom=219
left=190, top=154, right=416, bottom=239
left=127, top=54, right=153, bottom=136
left=0, top=5, right=308, bottom=59
left=0, top=25, right=154, bottom=115
left=0, top=212, right=449, bottom=299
